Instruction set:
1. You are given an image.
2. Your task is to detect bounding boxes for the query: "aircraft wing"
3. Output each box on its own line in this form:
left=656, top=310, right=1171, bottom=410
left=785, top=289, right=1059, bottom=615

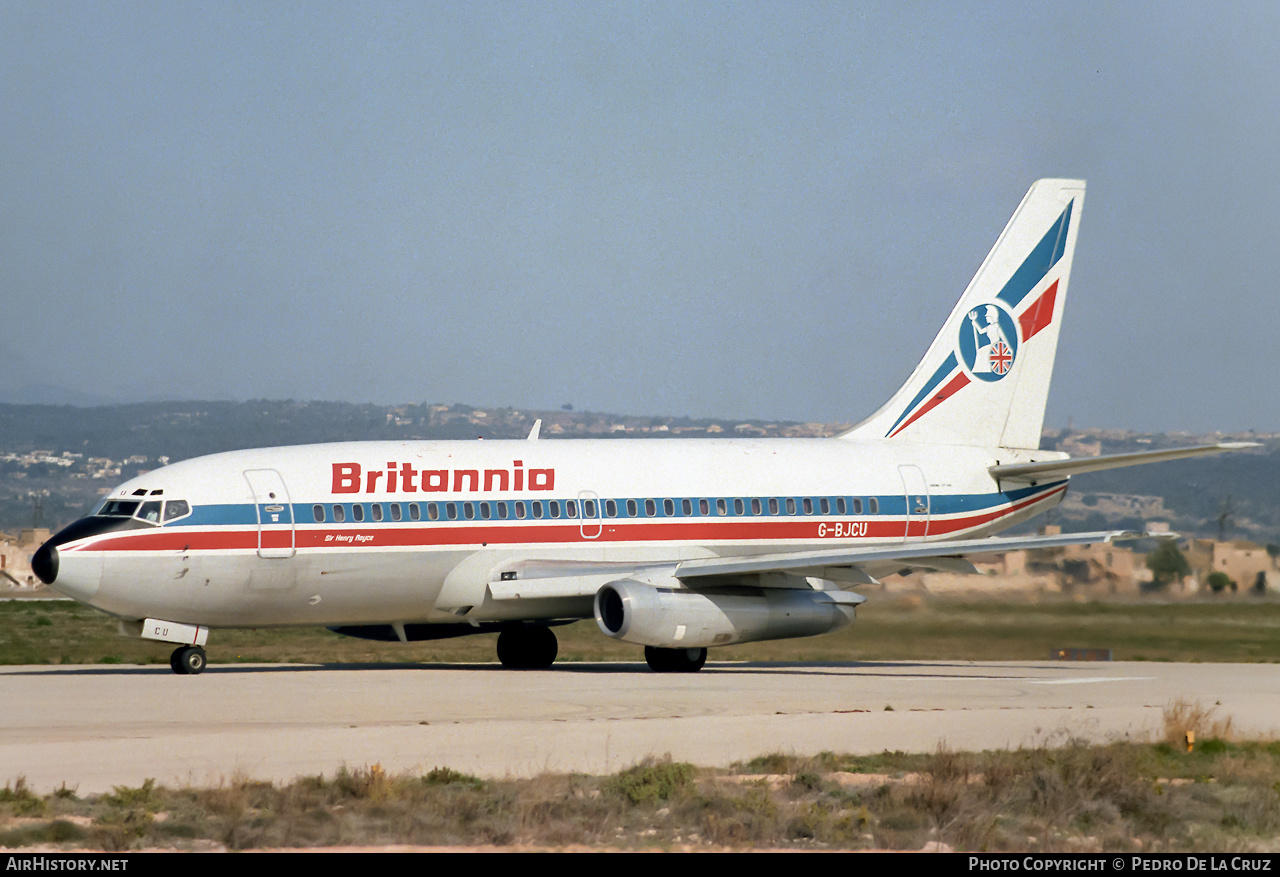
left=487, top=530, right=1149, bottom=600
left=990, top=442, right=1259, bottom=485
left=671, top=529, right=1147, bottom=582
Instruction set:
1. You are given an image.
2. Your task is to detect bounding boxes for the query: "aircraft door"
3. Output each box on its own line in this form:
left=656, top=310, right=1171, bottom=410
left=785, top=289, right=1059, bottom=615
left=898, top=465, right=931, bottom=540
left=578, top=490, right=602, bottom=539
left=243, top=468, right=296, bottom=559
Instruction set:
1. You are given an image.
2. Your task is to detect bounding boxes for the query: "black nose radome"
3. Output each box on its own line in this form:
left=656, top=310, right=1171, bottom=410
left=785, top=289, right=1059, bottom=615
left=34, top=514, right=149, bottom=581
left=32, top=542, right=59, bottom=585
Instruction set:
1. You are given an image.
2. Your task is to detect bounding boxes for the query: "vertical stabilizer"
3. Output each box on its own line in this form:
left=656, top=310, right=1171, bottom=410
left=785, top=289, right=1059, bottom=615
left=841, top=179, right=1084, bottom=449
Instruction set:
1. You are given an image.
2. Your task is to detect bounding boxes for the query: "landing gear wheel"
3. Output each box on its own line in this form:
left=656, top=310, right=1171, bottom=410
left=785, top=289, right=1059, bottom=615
left=170, top=646, right=207, bottom=675
left=496, top=626, right=558, bottom=669
left=645, top=646, right=707, bottom=673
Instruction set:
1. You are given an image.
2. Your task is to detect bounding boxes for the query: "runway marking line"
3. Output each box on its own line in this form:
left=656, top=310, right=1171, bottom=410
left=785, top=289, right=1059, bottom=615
left=1025, top=676, right=1155, bottom=685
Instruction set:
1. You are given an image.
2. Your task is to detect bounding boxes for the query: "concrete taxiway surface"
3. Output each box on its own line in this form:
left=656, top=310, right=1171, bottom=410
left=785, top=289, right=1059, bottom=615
left=3, top=661, right=1278, bottom=794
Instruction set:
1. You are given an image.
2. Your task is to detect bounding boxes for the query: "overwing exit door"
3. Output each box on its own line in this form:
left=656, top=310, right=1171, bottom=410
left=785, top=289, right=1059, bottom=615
left=578, top=490, right=602, bottom=539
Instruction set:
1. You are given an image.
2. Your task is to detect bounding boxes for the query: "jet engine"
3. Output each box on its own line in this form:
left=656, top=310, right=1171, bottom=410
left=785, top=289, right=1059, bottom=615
left=593, top=578, right=861, bottom=649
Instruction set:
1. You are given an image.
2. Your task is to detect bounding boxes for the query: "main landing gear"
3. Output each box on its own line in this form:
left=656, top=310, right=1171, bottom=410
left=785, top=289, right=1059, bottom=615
left=496, top=625, right=558, bottom=669
left=169, top=645, right=207, bottom=675
left=645, top=646, right=707, bottom=673
left=645, top=645, right=706, bottom=675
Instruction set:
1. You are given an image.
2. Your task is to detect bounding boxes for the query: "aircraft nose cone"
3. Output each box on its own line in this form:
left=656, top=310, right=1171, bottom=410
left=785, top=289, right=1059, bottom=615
left=32, top=542, right=58, bottom=585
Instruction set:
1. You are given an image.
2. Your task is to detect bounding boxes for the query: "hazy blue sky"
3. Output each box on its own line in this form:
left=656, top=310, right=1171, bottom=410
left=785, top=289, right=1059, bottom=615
left=3, top=2, right=1277, bottom=433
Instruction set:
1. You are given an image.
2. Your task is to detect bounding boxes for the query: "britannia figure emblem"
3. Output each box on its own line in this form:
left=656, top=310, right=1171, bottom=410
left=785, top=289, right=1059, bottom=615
left=959, top=303, right=1018, bottom=382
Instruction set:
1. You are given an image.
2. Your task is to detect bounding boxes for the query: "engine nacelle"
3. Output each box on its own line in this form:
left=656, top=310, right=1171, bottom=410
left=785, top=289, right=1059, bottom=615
left=593, top=579, right=861, bottom=648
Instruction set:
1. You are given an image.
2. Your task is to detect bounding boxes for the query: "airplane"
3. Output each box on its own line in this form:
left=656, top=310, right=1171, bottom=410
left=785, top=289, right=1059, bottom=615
left=31, top=179, right=1255, bottom=675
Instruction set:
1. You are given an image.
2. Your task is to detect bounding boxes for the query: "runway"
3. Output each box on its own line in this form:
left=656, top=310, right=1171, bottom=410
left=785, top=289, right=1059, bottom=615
left=3, top=660, right=1278, bottom=794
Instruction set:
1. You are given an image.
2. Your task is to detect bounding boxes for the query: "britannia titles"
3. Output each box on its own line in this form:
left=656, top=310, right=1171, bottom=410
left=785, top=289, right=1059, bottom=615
left=331, top=460, right=555, bottom=495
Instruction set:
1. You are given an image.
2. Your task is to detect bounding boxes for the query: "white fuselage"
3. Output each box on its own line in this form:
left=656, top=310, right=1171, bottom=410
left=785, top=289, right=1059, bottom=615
left=48, top=437, right=1066, bottom=629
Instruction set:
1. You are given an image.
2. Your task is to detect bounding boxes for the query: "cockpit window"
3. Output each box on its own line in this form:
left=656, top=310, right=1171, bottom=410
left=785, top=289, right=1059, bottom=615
left=137, top=501, right=163, bottom=524
left=97, top=500, right=140, bottom=517
left=163, top=500, right=191, bottom=522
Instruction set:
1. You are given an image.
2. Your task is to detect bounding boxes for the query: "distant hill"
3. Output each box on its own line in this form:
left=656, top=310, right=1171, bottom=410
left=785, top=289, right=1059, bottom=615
left=0, top=383, right=120, bottom=407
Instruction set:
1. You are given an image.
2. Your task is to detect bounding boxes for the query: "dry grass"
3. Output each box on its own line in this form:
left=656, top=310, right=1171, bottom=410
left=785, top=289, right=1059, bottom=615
left=4, top=738, right=1280, bottom=852
left=1163, top=698, right=1236, bottom=748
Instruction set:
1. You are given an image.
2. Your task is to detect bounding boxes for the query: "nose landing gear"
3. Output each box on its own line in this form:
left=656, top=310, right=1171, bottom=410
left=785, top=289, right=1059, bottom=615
left=170, top=645, right=207, bottom=675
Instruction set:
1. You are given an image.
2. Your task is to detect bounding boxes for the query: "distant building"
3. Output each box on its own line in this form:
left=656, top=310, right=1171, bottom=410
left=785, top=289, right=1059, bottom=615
left=0, top=528, right=50, bottom=588
left=1184, top=539, right=1274, bottom=593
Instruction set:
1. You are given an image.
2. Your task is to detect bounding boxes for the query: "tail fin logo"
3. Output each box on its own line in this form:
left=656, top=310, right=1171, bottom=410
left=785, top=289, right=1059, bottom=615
left=959, top=303, right=1018, bottom=381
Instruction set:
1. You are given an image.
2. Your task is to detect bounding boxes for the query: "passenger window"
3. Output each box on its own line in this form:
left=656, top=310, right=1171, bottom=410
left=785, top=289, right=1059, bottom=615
left=164, top=500, right=191, bottom=522
left=480, top=502, right=491, bottom=520
left=515, top=502, right=527, bottom=519
left=464, top=502, right=475, bottom=520
left=581, top=500, right=594, bottom=518
left=663, top=499, right=674, bottom=516
left=605, top=500, right=617, bottom=518
left=733, top=499, right=744, bottom=515
left=410, top=503, right=421, bottom=521
left=681, top=499, right=692, bottom=515
left=699, top=499, right=709, bottom=515
left=786, top=498, right=796, bottom=514
left=645, top=499, right=656, bottom=517
left=836, top=498, right=847, bottom=515
left=853, top=498, right=863, bottom=514
left=352, top=504, right=365, bottom=522
left=372, top=504, right=383, bottom=522
left=427, top=503, right=439, bottom=521
left=391, top=503, right=402, bottom=522
left=803, top=498, right=813, bottom=514
left=820, top=498, right=830, bottom=514
left=869, top=498, right=879, bottom=514
left=566, top=500, right=577, bottom=518
left=549, top=502, right=560, bottom=519
left=313, top=504, right=325, bottom=523
left=751, top=498, right=761, bottom=515
left=769, top=498, right=779, bottom=515
left=497, top=502, right=509, bottom=520
left=333, top=504, right=346, bottom=523
left=717, top=499, right=727, bottom=516
left=626, top=499, right=637, bottom=517
left=532, top=502, right=543, bottom=519
left=446, top=502, right=457, bottom=521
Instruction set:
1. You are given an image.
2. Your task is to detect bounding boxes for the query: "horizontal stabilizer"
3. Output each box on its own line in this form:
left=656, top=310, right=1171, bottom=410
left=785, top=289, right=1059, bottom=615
left=990, top=442, right=1259, bottom=485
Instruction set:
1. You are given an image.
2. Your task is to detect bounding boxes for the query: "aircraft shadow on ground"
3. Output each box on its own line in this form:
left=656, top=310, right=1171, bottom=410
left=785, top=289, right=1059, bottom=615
left=9, top=659, right=1103, bottom=678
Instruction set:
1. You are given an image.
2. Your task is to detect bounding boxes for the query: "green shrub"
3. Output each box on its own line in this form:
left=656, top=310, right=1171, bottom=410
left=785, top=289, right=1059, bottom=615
left=607, top=758, right=696, bottom=805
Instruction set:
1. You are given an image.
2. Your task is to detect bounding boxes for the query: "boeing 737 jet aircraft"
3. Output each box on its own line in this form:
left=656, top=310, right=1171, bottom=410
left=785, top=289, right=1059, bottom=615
left=32, top=179, right=1252, bottom=674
